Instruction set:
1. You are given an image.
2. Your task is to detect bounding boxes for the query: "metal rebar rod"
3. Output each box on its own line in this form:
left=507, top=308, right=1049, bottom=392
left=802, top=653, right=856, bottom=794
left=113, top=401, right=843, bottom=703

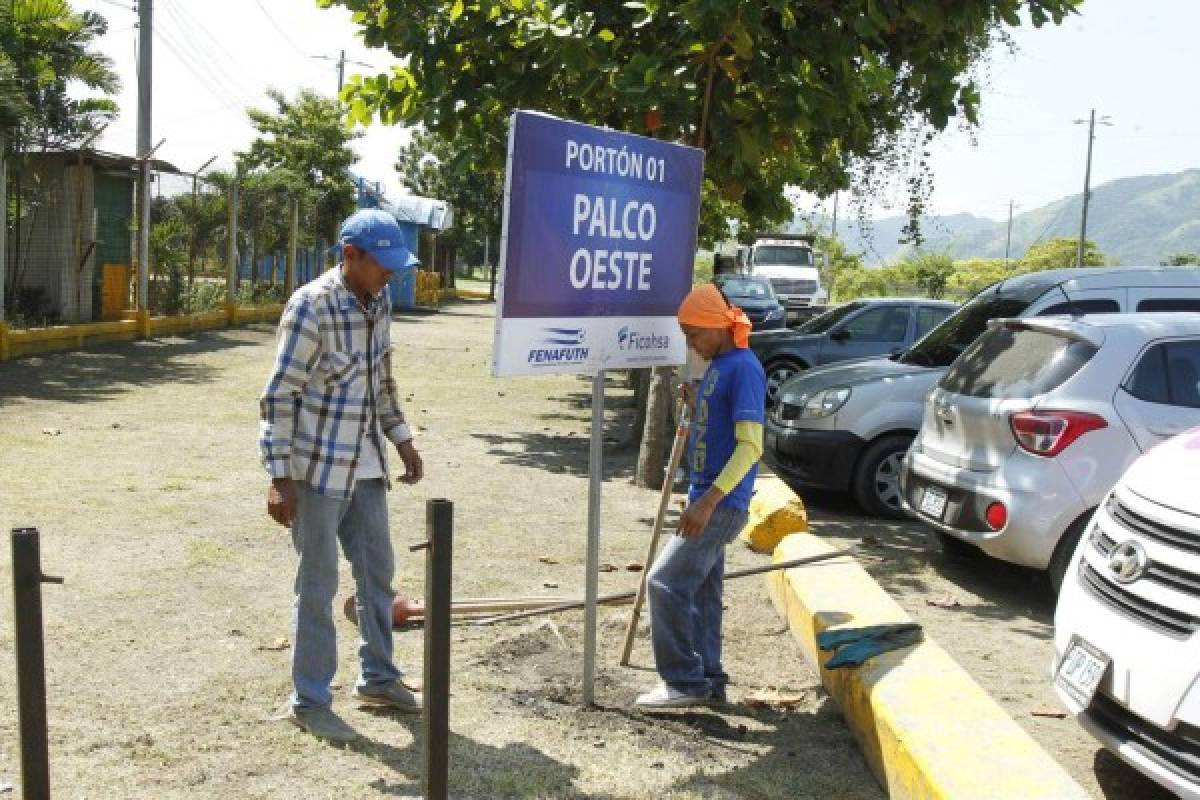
left=620, top=400, right=689, bottom=666
left=423, top=500, right=453, bottom=800
left=474, top=547, right=857, bottom=627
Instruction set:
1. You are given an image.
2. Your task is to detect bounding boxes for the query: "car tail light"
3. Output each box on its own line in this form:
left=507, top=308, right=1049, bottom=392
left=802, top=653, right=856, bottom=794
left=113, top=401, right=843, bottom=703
left=985, top=502, right=1008, bottom=531
left=1009, top=411, right=1107, bottom=457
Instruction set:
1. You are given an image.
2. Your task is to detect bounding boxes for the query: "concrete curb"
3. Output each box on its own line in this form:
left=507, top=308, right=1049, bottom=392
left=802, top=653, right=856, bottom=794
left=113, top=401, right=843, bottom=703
left=739, top=476, right=809, bottom=553
left=766, top=533, right=1089, bottom=799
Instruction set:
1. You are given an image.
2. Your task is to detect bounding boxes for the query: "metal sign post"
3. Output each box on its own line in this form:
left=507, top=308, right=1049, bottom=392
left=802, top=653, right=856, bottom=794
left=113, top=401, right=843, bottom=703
left=581, top=370, right=605, bottom=705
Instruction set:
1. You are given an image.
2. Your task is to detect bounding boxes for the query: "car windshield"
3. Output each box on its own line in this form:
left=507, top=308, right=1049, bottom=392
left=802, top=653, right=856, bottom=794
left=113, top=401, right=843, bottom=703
left=753, top=245, right=814, bottom=267
left=796, top=302, right=865, bottom=334
left=899, top=292, right=1030, bottom=367
left=719, top=278, right=776, bottom=300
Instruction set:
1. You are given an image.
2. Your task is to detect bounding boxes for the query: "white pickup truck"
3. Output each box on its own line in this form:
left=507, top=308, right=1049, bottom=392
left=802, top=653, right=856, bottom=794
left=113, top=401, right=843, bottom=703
left=738, top=233, right=828, bottom=314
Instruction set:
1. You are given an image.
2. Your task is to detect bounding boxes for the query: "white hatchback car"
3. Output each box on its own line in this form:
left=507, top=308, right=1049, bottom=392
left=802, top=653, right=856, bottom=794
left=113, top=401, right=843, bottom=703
left=1054, top=428, right=1200, bottom=798
left=900, top=313, right=1200, bottom=590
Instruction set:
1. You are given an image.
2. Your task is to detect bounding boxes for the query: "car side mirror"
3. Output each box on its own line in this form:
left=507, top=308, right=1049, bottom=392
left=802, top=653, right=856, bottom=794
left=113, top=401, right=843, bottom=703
left=830, top=329, right=851, bottom=342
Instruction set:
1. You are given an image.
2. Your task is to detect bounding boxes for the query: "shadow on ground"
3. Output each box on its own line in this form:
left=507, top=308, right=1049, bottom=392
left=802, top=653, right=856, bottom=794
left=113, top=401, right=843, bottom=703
left=797, top=487, right=1056, bottom=634
left=472, top=431, right=638, bottom=481
left=343, top=710, right=622, bottom=799
left=0, top=328, right=268, bottom=407
left=1092, top=748, right=1178, bottom=800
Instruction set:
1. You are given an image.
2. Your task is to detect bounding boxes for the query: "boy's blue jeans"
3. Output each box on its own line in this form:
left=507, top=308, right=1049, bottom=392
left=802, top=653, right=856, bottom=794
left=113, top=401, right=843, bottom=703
left=647, top=504, right=750, bottom=698
left=289, top=478, right=402, bottom=710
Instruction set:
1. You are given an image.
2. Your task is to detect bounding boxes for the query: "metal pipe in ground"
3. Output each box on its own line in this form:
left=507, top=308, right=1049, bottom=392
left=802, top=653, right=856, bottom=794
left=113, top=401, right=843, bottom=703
left=422, top=500, right=453, bottom=800
left=12, top=527, right=63, bottom=800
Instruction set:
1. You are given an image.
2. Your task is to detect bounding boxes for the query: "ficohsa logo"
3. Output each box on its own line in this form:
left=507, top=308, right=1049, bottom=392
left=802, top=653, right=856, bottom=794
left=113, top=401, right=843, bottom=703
left=528, top=327, right=589, bottom=365
left=618, top=326, right=670, bottom=352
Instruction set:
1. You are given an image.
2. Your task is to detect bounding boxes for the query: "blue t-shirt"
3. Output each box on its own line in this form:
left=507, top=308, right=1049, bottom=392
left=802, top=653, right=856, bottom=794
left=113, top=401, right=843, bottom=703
left=687, top=347, right=767, bottom=511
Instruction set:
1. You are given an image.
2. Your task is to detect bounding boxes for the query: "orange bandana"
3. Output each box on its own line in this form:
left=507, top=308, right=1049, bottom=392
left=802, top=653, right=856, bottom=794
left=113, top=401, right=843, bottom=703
left=676, top=284, right=752, bottom=349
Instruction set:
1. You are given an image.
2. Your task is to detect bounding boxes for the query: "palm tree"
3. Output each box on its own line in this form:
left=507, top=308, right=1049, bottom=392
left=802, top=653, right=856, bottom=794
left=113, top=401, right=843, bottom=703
left=0, top=0, right=120, bottom=150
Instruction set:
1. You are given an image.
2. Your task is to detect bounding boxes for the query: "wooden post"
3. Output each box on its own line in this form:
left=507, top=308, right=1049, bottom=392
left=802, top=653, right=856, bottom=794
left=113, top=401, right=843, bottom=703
left=286, top=198, right=298, bottom=296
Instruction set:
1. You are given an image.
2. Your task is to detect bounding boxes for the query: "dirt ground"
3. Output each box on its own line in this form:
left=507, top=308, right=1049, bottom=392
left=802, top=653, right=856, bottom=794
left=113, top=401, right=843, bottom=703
left=0, top=301, right=882, bottom=799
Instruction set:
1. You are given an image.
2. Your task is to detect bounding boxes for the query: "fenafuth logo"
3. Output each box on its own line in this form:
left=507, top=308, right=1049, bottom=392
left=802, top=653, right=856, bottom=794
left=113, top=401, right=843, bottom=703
left=618, top=326, right=670, bottom=352
left=528, top=328, right=589, bottom=365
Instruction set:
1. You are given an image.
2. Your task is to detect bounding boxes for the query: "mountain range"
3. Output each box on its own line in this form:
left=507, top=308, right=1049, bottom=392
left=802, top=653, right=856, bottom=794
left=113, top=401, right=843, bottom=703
left=794, top=169, right=1200, bottom=266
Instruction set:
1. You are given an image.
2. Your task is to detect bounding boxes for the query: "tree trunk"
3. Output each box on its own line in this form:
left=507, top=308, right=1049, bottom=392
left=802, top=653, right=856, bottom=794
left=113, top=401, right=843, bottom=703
left=635, top=366, right=673, bottom=490
left=622, top=368, right=651, bottom=450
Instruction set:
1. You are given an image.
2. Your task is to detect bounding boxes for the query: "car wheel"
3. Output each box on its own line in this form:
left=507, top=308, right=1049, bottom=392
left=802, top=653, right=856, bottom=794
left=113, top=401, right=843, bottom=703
left=765, top=359, right=804, bottom=407
left=851, top=434, right=914, bottom=519
left=1048, top=514, right=1092, bottom=596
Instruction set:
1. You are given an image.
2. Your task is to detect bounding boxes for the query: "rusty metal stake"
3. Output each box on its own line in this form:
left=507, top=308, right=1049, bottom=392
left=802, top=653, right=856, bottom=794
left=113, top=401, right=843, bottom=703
left=12, top=527, right=63, bottom=800
left=421, top=500, right=453, bottom=800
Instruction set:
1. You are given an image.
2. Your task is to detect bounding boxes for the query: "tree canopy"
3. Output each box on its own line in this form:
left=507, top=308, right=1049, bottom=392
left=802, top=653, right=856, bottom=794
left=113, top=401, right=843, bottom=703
left=0, top=0, right=119, bottom=149
left=322, top=0, right=1079, bottom=242
left=241, top=88, right=361, bottom=243
left=395, top=129, right=503, bottom=267
left=830, top=236, right=1109, bottom=303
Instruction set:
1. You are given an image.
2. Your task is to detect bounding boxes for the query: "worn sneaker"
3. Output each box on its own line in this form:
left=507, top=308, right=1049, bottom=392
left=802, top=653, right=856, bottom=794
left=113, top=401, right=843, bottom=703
left=353, top=681, right=423, bottom=714
left=287, top=707, right=358, bottom=743
left=634, top=683, right=712, bottom=709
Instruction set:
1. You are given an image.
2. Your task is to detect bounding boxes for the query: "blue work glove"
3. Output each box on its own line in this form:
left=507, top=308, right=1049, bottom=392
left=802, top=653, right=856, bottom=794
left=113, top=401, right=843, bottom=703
left=819, top=623, right=924, bottom=669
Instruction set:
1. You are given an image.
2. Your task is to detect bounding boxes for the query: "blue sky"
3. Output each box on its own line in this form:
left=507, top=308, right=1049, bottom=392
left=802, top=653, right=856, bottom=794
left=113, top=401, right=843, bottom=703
left=77, top=0, right=1198, bottom=221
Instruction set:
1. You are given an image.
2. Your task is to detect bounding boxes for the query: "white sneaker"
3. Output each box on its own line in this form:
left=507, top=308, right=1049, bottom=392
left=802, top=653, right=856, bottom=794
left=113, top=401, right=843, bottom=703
left=634, top=683, right=712, bottom=709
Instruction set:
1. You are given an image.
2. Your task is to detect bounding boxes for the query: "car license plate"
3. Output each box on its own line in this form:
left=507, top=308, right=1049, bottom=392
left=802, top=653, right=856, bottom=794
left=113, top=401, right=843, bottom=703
left=919, top=486, right=948, bottom=519
left=1055, top=638, right=1110, bottom=708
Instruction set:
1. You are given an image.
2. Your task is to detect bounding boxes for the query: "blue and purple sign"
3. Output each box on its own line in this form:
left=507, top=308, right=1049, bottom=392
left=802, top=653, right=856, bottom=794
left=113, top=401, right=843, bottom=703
left=493, top=111, right=704, bottom=377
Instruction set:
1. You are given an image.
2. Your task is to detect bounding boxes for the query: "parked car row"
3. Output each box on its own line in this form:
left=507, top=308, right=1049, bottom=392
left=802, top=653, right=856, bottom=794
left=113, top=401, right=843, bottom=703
left=749, top=266, right=1200, bottom=797
left=763, top=267, right=1200, bottom=518
left=750, top=297, right=957, bottom=406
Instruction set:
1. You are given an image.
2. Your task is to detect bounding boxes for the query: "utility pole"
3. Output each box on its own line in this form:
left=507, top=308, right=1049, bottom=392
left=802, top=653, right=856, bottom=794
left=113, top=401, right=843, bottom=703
left=136, top=0, right=153, bottom=314
left=830, top=191, right=839, bottom=238
left=312, top=51, right=371, bottom=95
left=1073, top=109, right=1112, bottom=267
left=1004, top=200, right=1015, bottom=266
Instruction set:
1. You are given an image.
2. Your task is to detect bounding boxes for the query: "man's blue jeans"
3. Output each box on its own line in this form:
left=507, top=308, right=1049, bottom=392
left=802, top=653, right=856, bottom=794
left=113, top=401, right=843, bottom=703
left=290, top=478, right=402, bottom=710
left=647, top=504, right=750, bottom=698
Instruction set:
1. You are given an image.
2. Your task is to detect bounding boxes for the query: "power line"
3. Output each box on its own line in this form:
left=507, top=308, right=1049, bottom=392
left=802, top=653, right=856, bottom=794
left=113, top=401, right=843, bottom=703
left=93, top=0, right=137, bottom=12
left=252, top=0, right=311, bottom=60
left=158, top=0, right=249, bottom=101
left=153, top=25, right=249, bottom=111
left=160, top=0, right=248, bottom=81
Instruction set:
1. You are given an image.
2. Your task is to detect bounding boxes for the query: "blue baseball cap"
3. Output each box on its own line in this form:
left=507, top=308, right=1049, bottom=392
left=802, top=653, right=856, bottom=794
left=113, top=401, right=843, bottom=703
left=338, top=209, right=420, bottom=272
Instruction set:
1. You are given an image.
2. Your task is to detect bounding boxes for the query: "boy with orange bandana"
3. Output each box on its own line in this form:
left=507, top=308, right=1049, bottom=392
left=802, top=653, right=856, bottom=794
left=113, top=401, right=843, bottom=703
left=635, top=283, right=767, bottom=709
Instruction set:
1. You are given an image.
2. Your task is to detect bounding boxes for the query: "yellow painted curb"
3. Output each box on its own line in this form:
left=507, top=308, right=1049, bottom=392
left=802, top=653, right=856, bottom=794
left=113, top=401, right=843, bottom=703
left=0, top=305, right=284, bottom=362
left=739, top=476, right=809, bottom=553
left=766, top=534, right=1088, bottom=800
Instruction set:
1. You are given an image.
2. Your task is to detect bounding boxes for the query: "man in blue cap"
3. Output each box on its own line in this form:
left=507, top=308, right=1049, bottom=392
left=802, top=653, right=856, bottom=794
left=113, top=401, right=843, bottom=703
left=259, top=208, right=424, bottom=743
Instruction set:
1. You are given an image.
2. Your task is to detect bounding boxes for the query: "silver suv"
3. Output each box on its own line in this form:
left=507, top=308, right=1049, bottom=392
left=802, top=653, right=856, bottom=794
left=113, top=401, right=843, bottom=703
left=766, top=268, right=1200, bottom=518
left=900, top=314, right=1200, bottom=591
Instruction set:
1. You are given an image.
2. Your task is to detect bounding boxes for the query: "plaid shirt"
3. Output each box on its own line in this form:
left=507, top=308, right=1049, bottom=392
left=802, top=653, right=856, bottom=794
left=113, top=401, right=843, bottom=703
left=258, top=268, right=412, bottom=498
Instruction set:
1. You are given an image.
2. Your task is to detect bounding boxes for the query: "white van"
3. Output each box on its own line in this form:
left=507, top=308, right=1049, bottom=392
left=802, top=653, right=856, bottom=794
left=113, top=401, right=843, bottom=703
left=1054, top=428, right=1200, bottom=798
